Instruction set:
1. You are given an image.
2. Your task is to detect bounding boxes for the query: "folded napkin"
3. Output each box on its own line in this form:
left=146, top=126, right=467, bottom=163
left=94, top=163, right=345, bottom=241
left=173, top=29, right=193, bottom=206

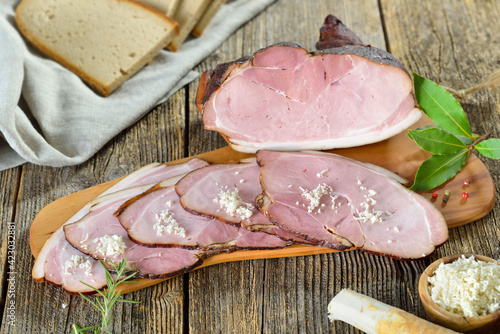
left=0, top=0, right=275, bottom=171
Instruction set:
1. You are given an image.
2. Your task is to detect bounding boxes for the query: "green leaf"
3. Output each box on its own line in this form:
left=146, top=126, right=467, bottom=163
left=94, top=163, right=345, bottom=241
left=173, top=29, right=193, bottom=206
left=409, top=149, right=469, bottom=191
left=475, top=138, right=500, bottom=159
left=408, top=127, right=466, bottom=154
left=413, top=73, right=472, bottom=139
left=414, top=125, right=474, bottom=145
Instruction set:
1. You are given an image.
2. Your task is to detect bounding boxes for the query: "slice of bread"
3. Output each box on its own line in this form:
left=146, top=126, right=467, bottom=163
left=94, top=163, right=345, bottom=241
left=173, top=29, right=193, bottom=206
left=138, top=0, right=180, bottom=17
left=168, top=0, right=210, bottom=52
left=192, top=0, right=226, bottom=37
left=165, top=0, right=181, bottom=17
left=15, top=0, right=179, bottom=96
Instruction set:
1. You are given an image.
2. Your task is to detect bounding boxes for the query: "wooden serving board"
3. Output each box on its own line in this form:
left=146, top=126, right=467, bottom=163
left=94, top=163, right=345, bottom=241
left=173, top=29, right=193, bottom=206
left=30, top=116, right=496, bottom=294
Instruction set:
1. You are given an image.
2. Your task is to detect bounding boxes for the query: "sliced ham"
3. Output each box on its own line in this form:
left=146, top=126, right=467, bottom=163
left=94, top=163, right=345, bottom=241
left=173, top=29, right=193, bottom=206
left=32, top=158, right=208, bottom=292
left=175, top=161, right=308, bottom=243
left=197, top=16, right=420, bottom=153
left=43, top=238, right=107, bottom=295
left=115, top=179, right=291, bottom=249
left=256, top=150, right=448, bottom=259
left=64, top=184, right=204, bottom=279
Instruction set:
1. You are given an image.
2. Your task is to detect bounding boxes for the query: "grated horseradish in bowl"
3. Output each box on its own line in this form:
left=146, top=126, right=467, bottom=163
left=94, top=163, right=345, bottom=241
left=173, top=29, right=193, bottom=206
left=419, top=254, right=500, bottom=333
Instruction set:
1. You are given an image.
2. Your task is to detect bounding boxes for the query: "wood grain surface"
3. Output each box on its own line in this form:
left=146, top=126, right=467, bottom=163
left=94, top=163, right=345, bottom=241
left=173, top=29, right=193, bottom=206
left=2, top=1, right=500, bottom=333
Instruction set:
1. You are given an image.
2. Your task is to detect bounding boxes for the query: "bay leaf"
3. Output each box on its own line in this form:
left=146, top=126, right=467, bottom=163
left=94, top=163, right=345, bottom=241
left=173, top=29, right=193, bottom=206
left=409, top=149, right=469, bottom=191
left=413, top=73, right=473, bottom=139
left=475, top=138, right=500, bottom=159
left=408, top=127, right=466, bottom=155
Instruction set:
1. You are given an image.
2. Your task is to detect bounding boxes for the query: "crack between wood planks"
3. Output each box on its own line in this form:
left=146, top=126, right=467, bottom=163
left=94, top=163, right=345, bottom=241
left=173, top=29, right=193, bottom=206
left=377, top=0, right=391, bottom=54
left=183, top=86, right=190, bottom=159
left=259, top=259, right=267, bottom=334
left=182, top=273, right=190, bottom=334
left=0, top=167, right=23, bottom=329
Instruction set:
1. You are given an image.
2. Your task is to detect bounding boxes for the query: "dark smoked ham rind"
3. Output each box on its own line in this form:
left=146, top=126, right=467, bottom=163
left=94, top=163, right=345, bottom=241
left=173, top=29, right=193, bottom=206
left=315, top=15, right=409, bottom=75
left=195, top=55, right=252, bottom=113
left=315, top=14, right=363, bottom=49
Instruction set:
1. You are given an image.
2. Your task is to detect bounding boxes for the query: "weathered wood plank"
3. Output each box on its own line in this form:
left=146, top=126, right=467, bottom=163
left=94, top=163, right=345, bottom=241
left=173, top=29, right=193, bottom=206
left=0, top=166, right=21, bottom=330
left=380, top=0, right=500, bottom=328
left=185, top=4, right=265, bottom=333
left=0, top=89, right=187, bottom=333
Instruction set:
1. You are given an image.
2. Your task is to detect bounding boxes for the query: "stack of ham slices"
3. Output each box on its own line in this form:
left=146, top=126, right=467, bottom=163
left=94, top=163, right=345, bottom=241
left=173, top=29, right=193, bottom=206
left=33, top=16, right=449, bottom=294
left=33, top=151, right=448, bottom=294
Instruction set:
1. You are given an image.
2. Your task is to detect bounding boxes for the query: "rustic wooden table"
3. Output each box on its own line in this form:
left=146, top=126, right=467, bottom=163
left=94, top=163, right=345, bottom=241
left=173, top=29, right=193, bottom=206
left=2, top=0, right=500, bottom=333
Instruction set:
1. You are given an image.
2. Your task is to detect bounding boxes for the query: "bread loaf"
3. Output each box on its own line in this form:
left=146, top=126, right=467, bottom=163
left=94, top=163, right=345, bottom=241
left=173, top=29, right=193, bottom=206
left=168, top=0, right=211, bottom=51
left=192, top=0, right=226, bottom=37
left=15, top=0, right=179, bottom=96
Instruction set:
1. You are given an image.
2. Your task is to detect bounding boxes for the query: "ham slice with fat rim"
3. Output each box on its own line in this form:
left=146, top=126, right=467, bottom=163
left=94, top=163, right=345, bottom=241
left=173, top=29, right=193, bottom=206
left=32, top=158, right=208, bottom=293
left=115, top=180, right=290, bottom=249
left=175, top=161, right=310, bottom=243
left=256, top=150, right=448, bottom=260
left=197, top=15, right=421, bottom=153
left=64, top=183, right=204, bottom=279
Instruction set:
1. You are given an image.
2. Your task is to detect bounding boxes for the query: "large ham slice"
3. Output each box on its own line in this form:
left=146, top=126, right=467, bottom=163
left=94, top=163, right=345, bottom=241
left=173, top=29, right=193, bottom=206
left=33, top=158, right=208, bottom=293
left=175, top=161, right=309, bottom=243
left=256, top=150, right=448, bottom=259
left=115, top=180, right=290, bottom=249
left=197, top=15, right=420, bottom=153
left=64, top=183, right=204, bottom=279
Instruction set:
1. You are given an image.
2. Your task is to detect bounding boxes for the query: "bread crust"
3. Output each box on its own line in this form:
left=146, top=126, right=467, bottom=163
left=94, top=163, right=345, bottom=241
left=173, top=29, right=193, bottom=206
left=15, top=0, right=179, bottom=96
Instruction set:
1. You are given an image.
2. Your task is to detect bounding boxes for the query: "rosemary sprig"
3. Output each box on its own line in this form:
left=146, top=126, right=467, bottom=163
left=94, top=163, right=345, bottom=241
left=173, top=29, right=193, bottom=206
left=72, top=258, right=141, bottom=334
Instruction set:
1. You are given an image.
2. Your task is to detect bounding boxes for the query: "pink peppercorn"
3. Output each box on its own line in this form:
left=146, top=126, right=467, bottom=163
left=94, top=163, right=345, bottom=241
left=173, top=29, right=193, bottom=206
left=462, top=192, right=469, bottom=199
left=432, top=192, right=438, bottom=199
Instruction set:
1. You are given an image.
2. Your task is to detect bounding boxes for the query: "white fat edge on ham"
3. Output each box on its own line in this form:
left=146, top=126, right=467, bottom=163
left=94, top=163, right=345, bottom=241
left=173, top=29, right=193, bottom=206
left=66, top=188, right=196, bottom=276
left=32, top=163, right=164, bottom=280
left=32, top=206, right=91, bottom=281
left=227, top=108, right=421, bottom=154
left=33, top=158, right=208, bottom=283
left=77, top=175, right=183, bottom=244
left=359, top=162, right=408, bottom=184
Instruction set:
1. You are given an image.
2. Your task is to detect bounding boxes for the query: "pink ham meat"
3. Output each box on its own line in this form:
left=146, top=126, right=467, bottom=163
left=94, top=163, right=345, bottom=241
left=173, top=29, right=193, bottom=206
left=43, top=238, right=108, bottom=295
left=175, top=161, right=308, bottom=243
left=64, top=185, right=203, bottom=279
left=256, top=150, right=448, bottom=260
left=115, top=180, right=290, bottom=249
left=33, top=158, right=208, bottom=292
left=197, top=15, right=421, bottom=153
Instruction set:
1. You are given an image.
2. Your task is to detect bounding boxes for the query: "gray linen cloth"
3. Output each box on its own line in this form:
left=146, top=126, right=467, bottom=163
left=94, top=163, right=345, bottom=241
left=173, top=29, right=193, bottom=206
left=0, top=0, right=275, bottom=171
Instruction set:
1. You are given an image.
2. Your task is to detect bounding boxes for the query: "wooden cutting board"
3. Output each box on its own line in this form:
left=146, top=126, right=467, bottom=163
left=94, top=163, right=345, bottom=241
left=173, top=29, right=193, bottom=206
left=29, top=116, right=496, bottom=293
